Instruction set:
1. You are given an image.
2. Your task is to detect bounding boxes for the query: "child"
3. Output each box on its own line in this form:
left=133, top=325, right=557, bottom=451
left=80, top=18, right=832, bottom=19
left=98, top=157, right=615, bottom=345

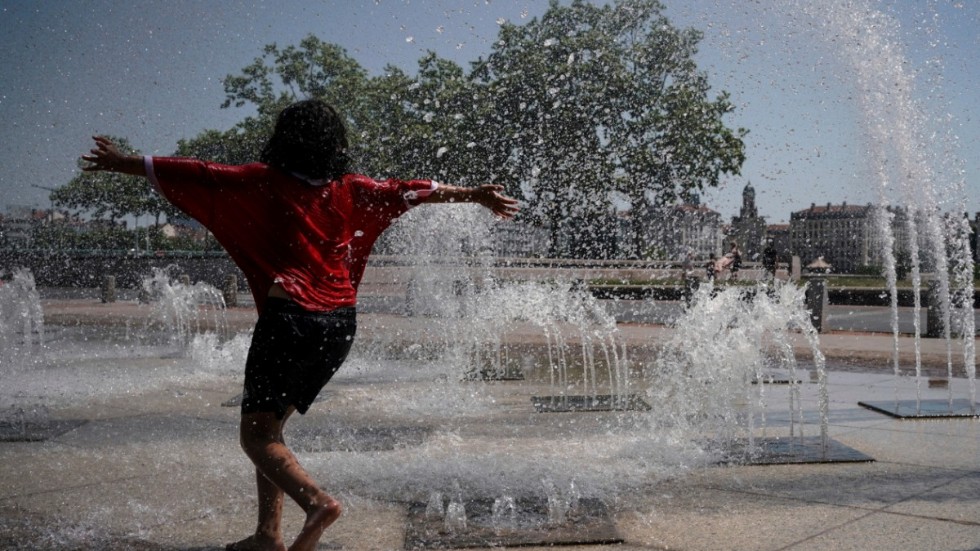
left=81, top=99, right=519, bottom=551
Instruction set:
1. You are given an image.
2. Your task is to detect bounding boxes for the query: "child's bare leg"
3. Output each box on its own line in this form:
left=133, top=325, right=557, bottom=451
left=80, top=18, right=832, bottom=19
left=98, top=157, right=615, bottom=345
left=255, top=467, right=285, bottom=539
left=225, top=468, right=287, bottom=551
left=290, top=500, right=342, bottom=551
left=256, top=409, right=291, bottom=541
left=228, top=412, right=290, bottom=551
left=240, top=410, right=341, bottom=551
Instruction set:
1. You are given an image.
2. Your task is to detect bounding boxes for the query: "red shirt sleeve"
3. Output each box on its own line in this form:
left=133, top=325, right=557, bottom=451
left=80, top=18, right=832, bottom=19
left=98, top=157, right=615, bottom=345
left=144, top=156, right=252, bottom=226
left=346, top=175, right=438, bottom=289
left=144, top=157, right=279, bottom=312
left=349, top=175, right=438, bottom=218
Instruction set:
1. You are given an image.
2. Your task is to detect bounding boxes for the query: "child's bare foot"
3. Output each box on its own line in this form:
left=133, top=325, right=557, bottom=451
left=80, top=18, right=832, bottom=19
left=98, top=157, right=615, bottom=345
left=288, top=498, right=342, bottom=551
left=226, top=533, right=286, bottom=551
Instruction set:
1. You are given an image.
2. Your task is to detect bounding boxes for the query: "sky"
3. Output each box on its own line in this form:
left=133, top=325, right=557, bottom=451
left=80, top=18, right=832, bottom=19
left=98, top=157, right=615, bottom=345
left=0, top=0, right=977, bottom=224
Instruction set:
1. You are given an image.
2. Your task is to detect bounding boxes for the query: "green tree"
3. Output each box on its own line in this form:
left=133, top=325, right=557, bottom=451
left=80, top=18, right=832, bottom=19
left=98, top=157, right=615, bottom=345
left=214, top=35, right=372, bottom=169
left=31, top=223, right=79, bottom=250
left=174, top=127, right=262, bottom=166
left=359, top=54, right=491, bottom=183
left=473, top=0, right=746, bottom=257
left=472, top=2, right=618, bottom=256
left=211, top=35, right=483, bottom=184
left=194, top=34, right=491, bottom=183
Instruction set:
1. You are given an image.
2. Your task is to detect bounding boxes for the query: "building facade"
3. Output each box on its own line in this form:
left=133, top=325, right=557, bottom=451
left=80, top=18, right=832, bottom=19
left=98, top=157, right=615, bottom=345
left=790, top=202, right=874, bottom=272
left=1, top=206, right=51, bottom=247
left=490, top=220, right=551, bottom=258
left=642, top=198, right=724, bottom=261
left=788, top=202, right=921, bottom=273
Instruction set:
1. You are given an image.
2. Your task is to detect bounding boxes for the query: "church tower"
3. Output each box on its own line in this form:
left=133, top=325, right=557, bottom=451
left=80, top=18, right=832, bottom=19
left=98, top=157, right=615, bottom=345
left=730, top=182, right=766, bottom=260
left=741, top=182, right=758, bottom=219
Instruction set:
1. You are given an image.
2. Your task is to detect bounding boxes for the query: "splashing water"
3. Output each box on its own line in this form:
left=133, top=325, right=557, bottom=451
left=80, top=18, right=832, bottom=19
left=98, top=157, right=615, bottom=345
left=141, top=266, right=229, bottom=347
left=807, top=0, right=975, bottom=408
left=460, top=280, right=626, bottom=397
left=0, top=268, right=44, bottom=372
left=0, top=266, right=244, bottom=414
left=651, top=283, right=828, bottom=454
left=5, top=5, right=978, bottom=546
left=371, top=204, right=630, bottom=400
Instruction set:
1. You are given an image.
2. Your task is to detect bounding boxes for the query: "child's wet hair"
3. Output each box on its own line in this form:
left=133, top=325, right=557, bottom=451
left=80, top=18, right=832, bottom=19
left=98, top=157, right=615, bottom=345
left=261, top=99, right=350, bottom=180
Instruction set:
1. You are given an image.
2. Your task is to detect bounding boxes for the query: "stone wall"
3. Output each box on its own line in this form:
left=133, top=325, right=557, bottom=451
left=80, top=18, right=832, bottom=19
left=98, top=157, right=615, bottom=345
left=0, top=250, right=243, bottom=289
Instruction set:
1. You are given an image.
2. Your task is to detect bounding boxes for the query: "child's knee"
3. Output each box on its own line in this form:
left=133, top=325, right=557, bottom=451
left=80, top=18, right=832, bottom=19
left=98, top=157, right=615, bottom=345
left=239, top=422, right=276, bottom=454
left=239, top=426, right=261, bottom=455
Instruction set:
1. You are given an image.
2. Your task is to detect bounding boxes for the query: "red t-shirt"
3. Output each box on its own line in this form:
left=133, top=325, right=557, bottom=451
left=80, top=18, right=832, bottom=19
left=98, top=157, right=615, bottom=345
left=145, top=157, right=437, bottom=313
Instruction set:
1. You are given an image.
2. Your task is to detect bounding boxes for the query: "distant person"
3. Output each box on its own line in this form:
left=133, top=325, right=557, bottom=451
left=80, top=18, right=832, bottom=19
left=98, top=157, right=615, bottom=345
left=681, top=249, right=694, bottom=282
left=762, top=241, right=778, bottom=280
left=705, top=253, right=717, bottom=281
left=728, top=242, right=742, bottom=280
left=81, top=99, right=519, bottom=551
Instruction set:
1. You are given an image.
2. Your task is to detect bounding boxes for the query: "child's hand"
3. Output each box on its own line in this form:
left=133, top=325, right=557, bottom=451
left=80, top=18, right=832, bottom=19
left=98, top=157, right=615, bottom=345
left=81, top=136, right=146, bottom=176
left=475, top=184, right=520, bottom=219
left=81, top=136, right=127, bottom=172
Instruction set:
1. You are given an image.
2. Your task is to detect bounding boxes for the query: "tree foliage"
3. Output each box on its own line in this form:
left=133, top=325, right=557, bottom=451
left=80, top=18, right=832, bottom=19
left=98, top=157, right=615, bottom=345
left=212, top=36, right=479, bottom=183
left=210, top=36, right=372, bottom=166
left=473, top=0, right=746, bottom=256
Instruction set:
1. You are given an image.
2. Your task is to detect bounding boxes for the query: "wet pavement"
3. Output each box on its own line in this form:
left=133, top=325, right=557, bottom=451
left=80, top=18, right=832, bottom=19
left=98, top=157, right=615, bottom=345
left=0, top=298, right=977, bottom=550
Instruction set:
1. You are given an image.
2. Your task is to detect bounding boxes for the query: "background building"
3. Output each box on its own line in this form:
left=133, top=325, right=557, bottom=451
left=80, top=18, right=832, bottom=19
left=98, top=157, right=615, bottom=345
left=790, top=202, right=873, bottom=272
left=1, top=206, right=47, bottom=247
left=491, top=221, right=551, bottom=258
left=642, top=196, right=724, bottom=261
left=788, top=202, right=921, bottom=273
left=729, top=183, right=767, bottom=261
left=766, top=224, right=791, bottom=262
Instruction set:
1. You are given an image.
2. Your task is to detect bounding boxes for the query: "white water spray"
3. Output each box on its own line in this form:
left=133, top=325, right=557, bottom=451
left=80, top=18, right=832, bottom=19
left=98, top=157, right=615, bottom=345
left=652, top=283, right=828, bottom=454
left=0, top=268, right=44, bottom=372
left=805, top=0, right=975, bottom=408
left=141, top=266, right=228, bottom=347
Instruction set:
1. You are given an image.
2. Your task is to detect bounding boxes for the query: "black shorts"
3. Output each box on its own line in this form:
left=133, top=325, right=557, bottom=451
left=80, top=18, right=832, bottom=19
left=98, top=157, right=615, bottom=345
left=241, top=298, right=356, bottom=418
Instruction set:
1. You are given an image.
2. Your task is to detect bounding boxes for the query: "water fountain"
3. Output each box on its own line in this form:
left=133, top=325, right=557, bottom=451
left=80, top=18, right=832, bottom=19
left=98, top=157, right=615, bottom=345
left=376, top=205, right=643, bottom=412
left=348, top=203, right=874, bottom=547
left=648, top=283, right=873, bottom=465
left=0, top=268, right=44, bottom=371
left=140, top=266, right=230, bottom=346
left=1, top=1, right=977, bottom=548
left=2, top=222, right=838, bottom=547
left=0, top=267, right=243, bottom=435
left=802, top=1, right=977, bottom=418
left=0, top=270, right=87, bottom=443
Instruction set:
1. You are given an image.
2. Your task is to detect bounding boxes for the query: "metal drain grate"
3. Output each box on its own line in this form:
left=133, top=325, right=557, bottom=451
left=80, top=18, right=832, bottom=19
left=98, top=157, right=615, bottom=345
left=859, top=399, right=978, bottom=419
left=532, top=394, right=651, bottom=413
left=718, top=436, right=875, bottom=465
left=405, top=496, right=622, bottom=549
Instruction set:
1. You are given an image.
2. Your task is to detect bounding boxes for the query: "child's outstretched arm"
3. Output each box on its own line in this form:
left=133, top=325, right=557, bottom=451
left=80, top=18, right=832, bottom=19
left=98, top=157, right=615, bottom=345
left=81, top=136, right=147, bottom=177
left=423, top=184, right=520, bottom=219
